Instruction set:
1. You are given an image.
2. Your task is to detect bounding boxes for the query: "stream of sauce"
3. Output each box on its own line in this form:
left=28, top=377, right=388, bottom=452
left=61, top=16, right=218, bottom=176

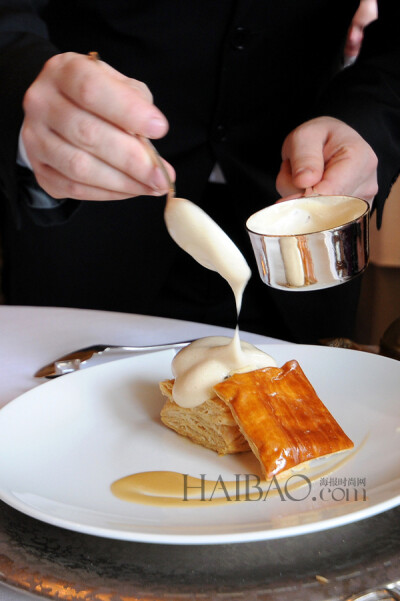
left=164, top=196, right=251, bottom=312
left=164, top=195, right=276, bottom=407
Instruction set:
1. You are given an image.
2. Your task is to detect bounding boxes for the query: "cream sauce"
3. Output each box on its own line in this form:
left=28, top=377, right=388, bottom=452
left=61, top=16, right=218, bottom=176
left=164, top=195, right=275, bottom=407
left=171, top=332, right=276, bottom=408
left=164, top=196, right=251, bottom=312
left=246, top=195, right=367, bottom=236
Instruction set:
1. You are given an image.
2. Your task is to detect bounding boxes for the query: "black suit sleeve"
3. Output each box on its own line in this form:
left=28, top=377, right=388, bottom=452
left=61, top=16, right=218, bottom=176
left=315, top=2, right=400, bottom=227
left=0, top=1, right=79, bottom=226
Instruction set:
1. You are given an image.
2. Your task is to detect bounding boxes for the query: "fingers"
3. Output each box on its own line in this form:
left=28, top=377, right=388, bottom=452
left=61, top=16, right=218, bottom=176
left=34, top=163, right=148, bottom=201
left=32, top=92, right=171, bottom=189
left=50, top=53, right=168, bottom=139
left=25, top=124, right=169, bottom=200
left=22, top=52, right=174, bottom=201
left=276, top=117, right=378, bottom=206
left=310, top=145, right=378, bottom=203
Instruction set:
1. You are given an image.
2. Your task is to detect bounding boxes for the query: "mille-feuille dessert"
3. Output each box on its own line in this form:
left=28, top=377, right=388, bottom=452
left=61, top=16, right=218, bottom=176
left=160, top=359, right=353, bottom=479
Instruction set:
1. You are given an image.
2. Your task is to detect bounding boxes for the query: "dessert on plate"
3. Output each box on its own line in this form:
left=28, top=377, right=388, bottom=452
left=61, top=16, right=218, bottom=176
left=160, top=358, right=353, bottom=479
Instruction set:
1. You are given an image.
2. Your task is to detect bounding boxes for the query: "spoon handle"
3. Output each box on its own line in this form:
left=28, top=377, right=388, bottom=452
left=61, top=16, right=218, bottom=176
left=34, top=341, right=191, bottom=378
left=138, top=135, right=175, bottom=200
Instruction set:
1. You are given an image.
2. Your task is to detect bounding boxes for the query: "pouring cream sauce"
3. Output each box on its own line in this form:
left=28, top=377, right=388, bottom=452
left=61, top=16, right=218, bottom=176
left=171, top=333, right=276, bottom=408
left=164, top=196, right=276, bottom=408
left=164, top=196, right=251, bottom=312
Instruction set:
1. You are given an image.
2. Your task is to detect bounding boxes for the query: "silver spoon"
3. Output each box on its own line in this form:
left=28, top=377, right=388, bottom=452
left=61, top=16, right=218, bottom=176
left=34, top=341, right=192, bottom=379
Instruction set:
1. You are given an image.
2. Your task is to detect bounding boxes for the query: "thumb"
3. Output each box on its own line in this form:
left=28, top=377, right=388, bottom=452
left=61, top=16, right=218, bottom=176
left=282, top=126, right=326, bottom=190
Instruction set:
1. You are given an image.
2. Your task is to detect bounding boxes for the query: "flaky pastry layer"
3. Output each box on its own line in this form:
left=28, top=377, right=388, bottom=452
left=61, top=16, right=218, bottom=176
left=159, top=379, right=249, bottom=455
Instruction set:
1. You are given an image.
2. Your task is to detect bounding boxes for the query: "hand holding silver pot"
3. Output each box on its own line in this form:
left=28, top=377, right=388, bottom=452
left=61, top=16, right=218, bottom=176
left=246, top=194, right=369, bottom=292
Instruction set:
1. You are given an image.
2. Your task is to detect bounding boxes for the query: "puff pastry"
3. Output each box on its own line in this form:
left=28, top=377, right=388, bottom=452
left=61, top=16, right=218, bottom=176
left=159, top=379, right=249, bottom=455
left=213, top=360, right=354, bottom=479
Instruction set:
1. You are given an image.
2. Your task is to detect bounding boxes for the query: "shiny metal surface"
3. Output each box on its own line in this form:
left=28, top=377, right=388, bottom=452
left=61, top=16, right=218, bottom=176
left=1, top=501, right=400, bottom=601
left=246, top=195, right=369, bottom=291
left=345, top=583, right=400, bottom=600
left=34, top=340, right=191, bottom=378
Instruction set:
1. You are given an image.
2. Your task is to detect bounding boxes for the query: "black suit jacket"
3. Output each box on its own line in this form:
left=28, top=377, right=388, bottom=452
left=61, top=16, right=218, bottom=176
left=0, top=0, right=399, bottom=341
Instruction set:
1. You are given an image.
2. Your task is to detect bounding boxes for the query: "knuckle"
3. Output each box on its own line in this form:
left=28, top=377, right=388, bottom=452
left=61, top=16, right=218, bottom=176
left=368, top=150, right=378, bottom=170
left=21, top=123, right=35, bottom=151
left=46, top=52, right=68, bottom=69
left=135, top=80, right=153, bottom=102
left=32, top=161, right=48, bottom=180
left=61, top=56, right=98, bottom=106
left=292, top=120, right=313, bottom=138
left=75, top=117, right=101, bottom=148
left=34, top=172, right=61, bottom=199
left=75, top=75, right=98, bottom=107
left=121, top=155, right=137, bottom=177
left=40, top=53, right=73, bottom=82
left=39, top=56, right=57, bottom=79
left=122, top=148, right=142, bottom=176
left=23, top=84, right=42, bottom=115
left=65, top=179, right=87, bottom=199
left=291, top=125, right=305, bottom=141
left=126, top=77, right=153, bottom=103
left=67, top=150, right=91, bottom=181
left=33, top=170, right=46, bottom=190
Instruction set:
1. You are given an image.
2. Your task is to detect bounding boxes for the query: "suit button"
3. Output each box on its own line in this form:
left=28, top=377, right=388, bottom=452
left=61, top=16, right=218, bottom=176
left=215, top=124, right=227, bottom=142
left=231, top=27, right=248, bottom=50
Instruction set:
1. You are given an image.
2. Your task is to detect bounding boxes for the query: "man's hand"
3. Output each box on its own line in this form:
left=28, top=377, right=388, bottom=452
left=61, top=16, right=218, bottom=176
left=344, top=0, right=378, bottom=66
left=276, top=116, right=378, bottom=206
left=22, top=52, right=175, bottom=201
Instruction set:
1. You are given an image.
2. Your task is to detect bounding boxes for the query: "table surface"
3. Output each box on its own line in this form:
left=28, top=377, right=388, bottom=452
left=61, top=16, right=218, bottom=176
left=0, top=305, right=283, bottom=601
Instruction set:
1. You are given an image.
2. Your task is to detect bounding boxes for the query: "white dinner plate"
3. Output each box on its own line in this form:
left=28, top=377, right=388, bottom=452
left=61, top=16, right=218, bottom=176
left=0, top=344, right=399, bottom=545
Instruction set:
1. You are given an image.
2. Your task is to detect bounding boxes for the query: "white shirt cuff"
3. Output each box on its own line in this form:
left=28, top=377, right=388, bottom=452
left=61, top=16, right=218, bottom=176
left=17, top=126, right=33, bottom=170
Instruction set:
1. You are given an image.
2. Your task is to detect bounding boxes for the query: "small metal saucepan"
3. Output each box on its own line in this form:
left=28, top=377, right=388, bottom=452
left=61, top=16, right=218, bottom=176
left=246, top=194, right=369, bottom=291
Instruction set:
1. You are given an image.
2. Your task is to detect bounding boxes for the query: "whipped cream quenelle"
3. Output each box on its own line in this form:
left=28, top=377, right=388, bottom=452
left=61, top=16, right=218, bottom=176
left=246, top=195, right=367, bottom=236
left=164, top=196, right=276, bottom=408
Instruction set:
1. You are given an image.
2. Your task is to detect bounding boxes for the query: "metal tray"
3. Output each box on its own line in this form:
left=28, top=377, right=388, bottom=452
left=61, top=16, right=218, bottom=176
left=1, top=501, right=400, bottom=600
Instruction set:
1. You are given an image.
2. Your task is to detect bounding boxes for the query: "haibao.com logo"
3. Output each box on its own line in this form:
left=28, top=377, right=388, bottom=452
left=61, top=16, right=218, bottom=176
left=181, top=473, right=367, bottom=502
